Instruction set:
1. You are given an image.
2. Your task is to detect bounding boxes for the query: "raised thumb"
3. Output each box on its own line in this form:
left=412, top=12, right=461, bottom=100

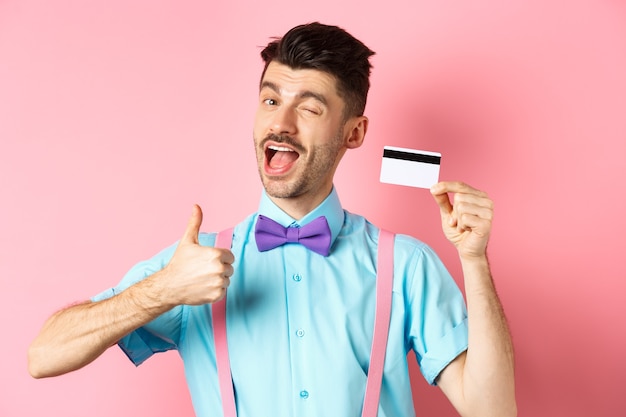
left=181, top=204, right=203, bottom=245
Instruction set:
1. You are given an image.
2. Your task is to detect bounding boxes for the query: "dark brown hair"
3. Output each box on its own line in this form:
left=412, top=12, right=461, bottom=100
left=260, top=22, right=375, bottom=118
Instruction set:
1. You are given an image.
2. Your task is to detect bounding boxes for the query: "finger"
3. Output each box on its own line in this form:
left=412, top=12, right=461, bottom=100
left=430, top=183, right=453, bottom=214
left=456, top=212, right=491, bottom=237
left=222, top=263, right=235, bottom=279
left=222, top=276, right=231, bottom=289
left=213, top=291, right=227, bottom=303
left=431, top=181, right=488, bottom=198
left=219, top=249, right=235, bottom=265
left=453, top=192, right=494, bottom=211
left=432, top=181, right=492, bottom=227
left=181, top=204, right=203, bottom=245
left=453, top=201, right=494, bottom=222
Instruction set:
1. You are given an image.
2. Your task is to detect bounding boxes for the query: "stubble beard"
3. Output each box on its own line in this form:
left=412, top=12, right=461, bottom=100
left=255, top=129, right=344, bottom=200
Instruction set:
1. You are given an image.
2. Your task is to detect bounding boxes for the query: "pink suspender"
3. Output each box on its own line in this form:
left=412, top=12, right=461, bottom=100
left=212, top=228, right=236, bottom=417
left=361, top=229, right=395, bottom=417
left=212, top=228, right=395, bottom=417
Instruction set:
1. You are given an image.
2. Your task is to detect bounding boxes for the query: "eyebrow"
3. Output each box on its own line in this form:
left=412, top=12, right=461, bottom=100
left=260, top=81, right=328, bottom=106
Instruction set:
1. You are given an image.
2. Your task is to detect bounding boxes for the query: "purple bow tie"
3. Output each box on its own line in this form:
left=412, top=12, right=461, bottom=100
left=255, top=215, right=332, bottom=256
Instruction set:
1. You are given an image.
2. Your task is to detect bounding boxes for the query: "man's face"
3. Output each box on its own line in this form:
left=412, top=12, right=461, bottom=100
left=253, top=61, right=349, bottom=203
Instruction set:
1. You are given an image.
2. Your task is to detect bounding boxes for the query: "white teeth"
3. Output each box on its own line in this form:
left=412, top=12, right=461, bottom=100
left=268, top=145, right=294, bottom=152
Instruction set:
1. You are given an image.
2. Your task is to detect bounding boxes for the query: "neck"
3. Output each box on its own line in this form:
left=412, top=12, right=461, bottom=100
left=268, top=186, right=333, bottom=220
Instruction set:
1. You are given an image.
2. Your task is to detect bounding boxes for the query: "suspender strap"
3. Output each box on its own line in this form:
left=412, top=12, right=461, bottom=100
left=213, top=228, right=236, bottom=417
left=361, top=229, right=395, bottom=417
left=212, top=228, right=395, bottom=417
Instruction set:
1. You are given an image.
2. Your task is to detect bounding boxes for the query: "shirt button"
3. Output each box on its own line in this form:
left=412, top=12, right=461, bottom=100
left=292, top=273, right=302, bottom=282
left=300, top=390, right=309, bottom=399
left=296, top=329, right=305, bottom=337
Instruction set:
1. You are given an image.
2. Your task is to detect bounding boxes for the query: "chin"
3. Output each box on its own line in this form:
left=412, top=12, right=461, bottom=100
left=263, top=186, right=296, bottom=199
left=261, top=179, right=302, bottom=199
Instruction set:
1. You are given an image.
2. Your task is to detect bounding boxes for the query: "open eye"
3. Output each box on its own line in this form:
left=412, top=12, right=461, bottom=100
left=263, top=98, right=278, bottom=106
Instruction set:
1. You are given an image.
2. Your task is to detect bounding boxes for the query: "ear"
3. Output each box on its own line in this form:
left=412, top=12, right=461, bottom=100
left=344, top=116, right=368, bottom=149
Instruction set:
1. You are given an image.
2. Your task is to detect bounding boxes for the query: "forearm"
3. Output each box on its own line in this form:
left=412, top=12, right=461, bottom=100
left=28, top=271, right=173, bottom=378
left=460, top=255, right=516, bottom=416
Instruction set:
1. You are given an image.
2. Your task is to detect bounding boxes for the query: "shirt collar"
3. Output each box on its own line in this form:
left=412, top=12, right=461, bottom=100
left=257, top=187, right=345, bottom=251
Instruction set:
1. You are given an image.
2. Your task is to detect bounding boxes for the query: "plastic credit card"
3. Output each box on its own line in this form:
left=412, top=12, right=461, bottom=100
left=379, top=146, right=441, bottom=189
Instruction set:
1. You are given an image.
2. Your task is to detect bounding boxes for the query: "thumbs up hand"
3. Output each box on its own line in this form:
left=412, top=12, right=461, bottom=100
left=158, top=205, right=235, bottom=306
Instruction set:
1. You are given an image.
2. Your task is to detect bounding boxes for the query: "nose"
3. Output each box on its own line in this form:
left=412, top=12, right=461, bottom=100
left=269, top=106, right=297, bottom=135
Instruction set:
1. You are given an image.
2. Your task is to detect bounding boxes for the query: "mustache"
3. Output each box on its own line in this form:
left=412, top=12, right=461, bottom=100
left=261, top=134, right=305, bottom=153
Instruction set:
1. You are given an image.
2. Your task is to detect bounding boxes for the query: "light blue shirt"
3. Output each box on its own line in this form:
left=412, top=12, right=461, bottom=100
left=93, top=188, right=468, bottom=417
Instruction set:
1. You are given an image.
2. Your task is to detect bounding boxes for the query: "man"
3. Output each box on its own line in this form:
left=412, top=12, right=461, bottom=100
left=29, top=22, right=516, bottom=417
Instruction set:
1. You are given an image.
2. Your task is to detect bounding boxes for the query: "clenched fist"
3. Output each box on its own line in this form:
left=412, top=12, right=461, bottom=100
left=157, top=205, right=235, bottom=306
left=430, top=181, right=494, bottom=260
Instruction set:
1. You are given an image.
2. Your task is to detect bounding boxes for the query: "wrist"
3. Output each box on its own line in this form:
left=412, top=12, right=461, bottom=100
left=459, top=252, right=489, bottom=266
left=459, top=253, right=492, bottom=283
left=131, top=269, right=176, bottom=313
left=459, top=252, right=489, bottom=264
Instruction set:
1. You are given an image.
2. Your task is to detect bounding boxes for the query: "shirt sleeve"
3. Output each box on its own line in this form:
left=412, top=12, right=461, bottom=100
left=397, top=235, right=469, bottom=385
left=90, top=240, right=184, bottom=366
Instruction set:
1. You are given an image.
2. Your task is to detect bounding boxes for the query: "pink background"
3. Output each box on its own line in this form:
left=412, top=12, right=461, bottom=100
left=2, top=1, right=625, bottom=416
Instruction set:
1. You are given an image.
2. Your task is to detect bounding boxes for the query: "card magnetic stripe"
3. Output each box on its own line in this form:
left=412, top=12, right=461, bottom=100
left=382, top=148, right=441, bottom=165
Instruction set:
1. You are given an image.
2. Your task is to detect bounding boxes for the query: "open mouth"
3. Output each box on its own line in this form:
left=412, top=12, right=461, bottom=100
left=265, top=144, right=300, bottom=173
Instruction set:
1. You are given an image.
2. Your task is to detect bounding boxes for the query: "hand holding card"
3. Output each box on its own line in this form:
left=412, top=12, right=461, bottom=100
left=379, top=146, right=441, bottom=189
